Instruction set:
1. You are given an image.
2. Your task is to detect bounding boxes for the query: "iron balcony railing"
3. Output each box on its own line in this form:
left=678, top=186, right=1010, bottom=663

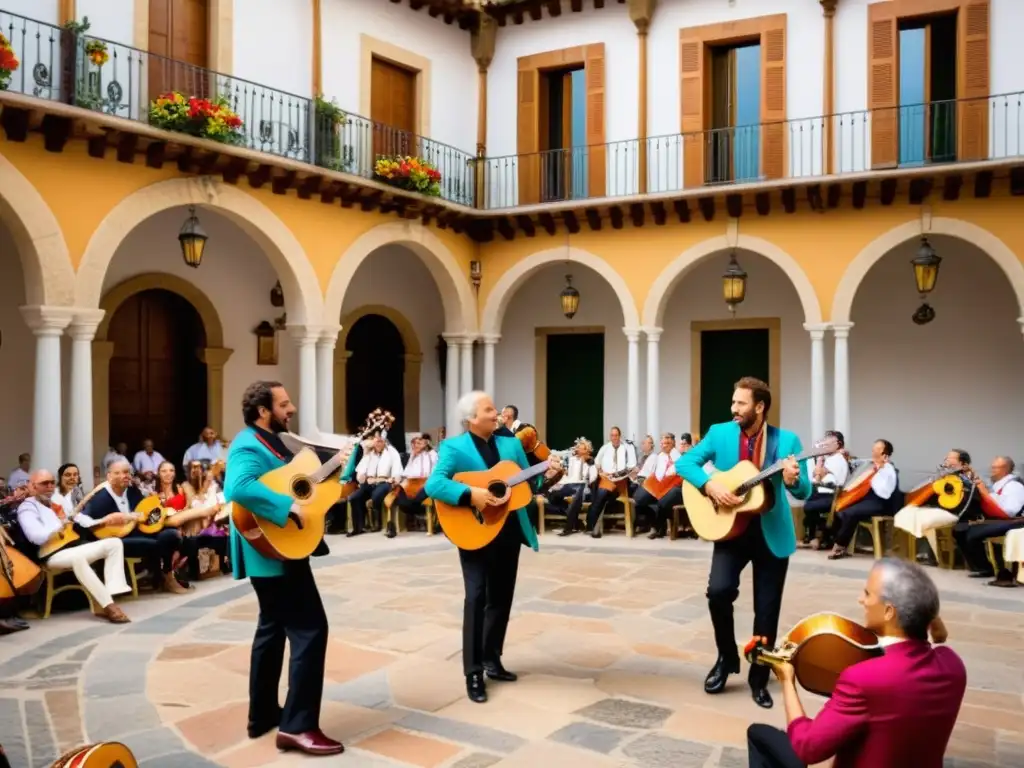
left=0, top=9, right=476, bottom=206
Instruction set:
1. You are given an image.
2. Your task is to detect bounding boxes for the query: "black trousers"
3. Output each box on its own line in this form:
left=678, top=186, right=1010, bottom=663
left=122, top=528, right=182, bottom=573
left=586, top=486, right=618, bottom=530
left=249, top=560, right=328, bottom=735
left=650, top=486, right=683, bottom=533
left=707, top=518, right=789, bottom=688
left=632, top=487, right=658, bottom=529
left=747, top=724, right=804, bottom=768
left=955, top=518, right=1024, bottom=574
left=394, top=487, right=428, bottom=515
left=347, top=482, right=393, bottom=532
left=801, top=494, right=833, bottom=541
left=830, top=498, right=890, bottom=548
left=458, top=513, right=522, bottom=676
left=181, top=534, right=229, bottom=581
left=548, top=483, right=587, bottom=529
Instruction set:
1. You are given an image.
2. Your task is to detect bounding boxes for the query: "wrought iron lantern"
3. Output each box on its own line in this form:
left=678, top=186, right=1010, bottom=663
left=178, top=205, right=208, bottom=268
left=560, top=275, right=580, bottom=319
left=722, top=251, right=748, bottom=314
left=911, top=236, right=941, bottom=325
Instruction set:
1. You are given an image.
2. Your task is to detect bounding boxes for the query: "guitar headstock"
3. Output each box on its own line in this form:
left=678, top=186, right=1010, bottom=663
left=808, top=435, right=841, bottom=458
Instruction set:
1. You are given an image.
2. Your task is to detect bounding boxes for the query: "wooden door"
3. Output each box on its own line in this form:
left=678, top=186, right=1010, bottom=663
left=108, top=289, right=208, bottom=468
left=370, top=57, right=417, bottom=158
left=345, top=314, right=407, bottom=453
left=698, top=328, right=769, bottom=436
left=546, top=333, right=604, bottom=450
left=148, top=0, right=209, bottom=99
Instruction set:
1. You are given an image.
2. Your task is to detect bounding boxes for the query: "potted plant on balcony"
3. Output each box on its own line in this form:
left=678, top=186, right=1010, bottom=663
left=84, top=39, right=109, bottom=68
left=0, top=32, right=19, bottom=91
left=314, top=95, right=353, bottom=171
left=149, top=91, right=245, bottom=145
left=373, top=155, right=442, bottom=197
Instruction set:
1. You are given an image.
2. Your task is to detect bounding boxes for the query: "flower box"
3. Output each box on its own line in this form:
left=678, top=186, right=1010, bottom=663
left=149, top=91, right=244, bottom=145
left=373, top=155, right=442, bottom=197
left=0, top=33, right=20, bottom=91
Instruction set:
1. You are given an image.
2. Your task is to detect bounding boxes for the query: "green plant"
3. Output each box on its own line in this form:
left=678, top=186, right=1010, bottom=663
left=314, top=95, right=347, bottom=127
left=373, top=155, right=442, bottom=197
left=61, top=17, right=91, bottom=34
left=149, top=91, right=245, bottom=144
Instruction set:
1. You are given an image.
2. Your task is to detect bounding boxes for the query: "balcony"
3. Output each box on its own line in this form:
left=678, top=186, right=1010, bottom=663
left=1, top=7, right=1022, bottom=225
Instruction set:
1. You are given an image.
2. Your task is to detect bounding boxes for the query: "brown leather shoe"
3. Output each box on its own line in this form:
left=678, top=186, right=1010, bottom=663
left=101, top=604, right=131, bottom=624
left=163, top=573, right=190, bottom=594
left=276, top=730, right=344, bottom=756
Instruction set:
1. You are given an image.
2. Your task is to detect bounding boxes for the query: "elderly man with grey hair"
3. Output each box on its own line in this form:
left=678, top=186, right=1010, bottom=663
left=745, top=558, right=966, bottom=768
left=426, top=391, right=562, bottom=705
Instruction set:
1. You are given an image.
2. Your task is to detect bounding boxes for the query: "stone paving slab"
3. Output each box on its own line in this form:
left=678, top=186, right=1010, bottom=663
left=0, top=534, right=1022, bottom=767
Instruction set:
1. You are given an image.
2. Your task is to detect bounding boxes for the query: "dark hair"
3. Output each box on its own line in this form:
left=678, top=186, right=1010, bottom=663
left=952, top=448, right=971, bottom=466
left=503, top=404, right=519, bottom=419
left=157, top=460, right=182, bottom=495
left=734, top=376, right=772, bottom=414
left=420, top=433, right=432, bottom=442
left=242, top=380, right=283, bottom=425
left=18, top=453, right=29, bottom=463
left=876, top=439, right=894, bottom=458
left=610, top=426, right=621, bottom=436
left=56, top=463, right=79, bottom=492
left=680, top=433, right=693, bottom=444
left=826, top=430, right=845, bottom=449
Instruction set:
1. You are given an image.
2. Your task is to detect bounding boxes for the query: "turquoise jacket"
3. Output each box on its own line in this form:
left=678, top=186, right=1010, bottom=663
left=225, top=427, right=298, bottom=579
left=340, top=445, right=360, bottom=483
left=675, top=421, right=812, bottom=559
left=425, top=432, right=540, bottom=551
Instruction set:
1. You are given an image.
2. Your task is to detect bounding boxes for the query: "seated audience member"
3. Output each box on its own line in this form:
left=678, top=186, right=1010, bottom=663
left=677, top=433, right=693, bottom=454
left=746, top=558, right=965, bottom=768
left=172, top=460, right=229, bottom=582
left=953, top=455, right=1024, bottom=584
left=550, top=438, right=597, bottom=536
left=631, top=433, right=682, bottom=539
left=182, top=427, right=225, bottom=471
left=132, top=438, right=165, bottom=484
left=346, top=431, right=402, bottom=537
left=893, top=449, right=971, bottom=557
left=8, top=454, right=30, bottom=489
left=52, top=463, right=86, bottom=518
left=827, top=440, right=897, bottom=560
left=390, top=433, right=437, bottom=537
left=16, top=469, right=131, bottom=623
left=801, top=430, right=849, bottom=549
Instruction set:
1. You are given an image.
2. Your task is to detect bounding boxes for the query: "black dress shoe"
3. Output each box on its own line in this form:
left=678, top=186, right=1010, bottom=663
left=483, top=661, right=518, bottom=682
left=466, top=672, right=487, bottom=703
left=704, top=656, right=740, bottom=694
left=346, top=529, right=364, bottom=538
left=247, top=707, right=282, bottom=739
left=558, top=528, right=575, bottom=537
left=751, top=686, right=774, bottom=709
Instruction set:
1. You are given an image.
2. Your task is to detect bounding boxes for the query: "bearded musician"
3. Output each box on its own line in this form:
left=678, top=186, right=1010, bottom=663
left=953, top=455, right=1024, bottom=583
left=631, top=433, right=681, bottom=540
left=346, top=430, right=403, bottom=537
left=893, top=449, right=972, bottom=559
left=827, top=440, right=898, bottom=560
left=585, top=427, right=637, bottom=538
left=550, top=438, right=597, bottom=536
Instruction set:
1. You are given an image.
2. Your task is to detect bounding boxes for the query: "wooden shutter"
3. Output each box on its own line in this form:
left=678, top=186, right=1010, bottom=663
left=680, top=36, right=704, bottom=188
left=957, top=0, right=989, bottom=161
left=585, top=44, right=607, bottom=198
left=517, top=67, right=541, bottom=205
left=760, top=20, right=786, bottom=180
left=868, top=3, right=898, bottom=169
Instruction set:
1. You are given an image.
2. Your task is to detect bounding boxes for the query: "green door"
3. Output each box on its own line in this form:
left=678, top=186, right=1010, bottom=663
left=699, top=328, right=770, bottom=436
left=546, top=333, right=604, bottom=449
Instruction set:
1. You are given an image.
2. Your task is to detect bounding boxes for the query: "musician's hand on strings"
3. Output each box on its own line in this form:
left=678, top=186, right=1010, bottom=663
left=287, top=503, right=305, bottom=529
left=704, top=480, right=743, bottom=508
left=469, top=487, right=500, bottom=510
left=781, top=456, right=800, bottom=486
left=772, top=660, right=796, bottom=684
left=102, top=512, right=131, bottom=526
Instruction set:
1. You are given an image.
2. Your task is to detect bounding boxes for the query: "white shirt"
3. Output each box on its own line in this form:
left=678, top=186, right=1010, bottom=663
left=870, top=463, right=898, bottom=500
left=992, top=474, right=1024, bottom=517
left=16, top=497, right=98, bottom=547
left=595, top=442, right=637, bottom=474
left=554, top=456, right=598, bottom=487
left=651, top=450, right=681, bottom=481
left=638, top=453, right=657, bottom=479
left=105, top=485, right=132, bottom=515
left=356, top=445, right=403, bottom=481
left=182, top=440, right=225, bottom=468
left=809, top=453, right=850, bottom=495
left=132, top=450, right=165, bottom=474
left=403, top=450, right=437, bottom=479
left=8, top=468, right=30, bottom=489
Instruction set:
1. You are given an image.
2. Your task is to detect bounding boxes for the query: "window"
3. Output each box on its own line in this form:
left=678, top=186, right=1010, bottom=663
left=898, top=13, right=957, bottom=165
left=707, top=42, right=762, bottom=184
left=539, top=67, right=588, bottom=202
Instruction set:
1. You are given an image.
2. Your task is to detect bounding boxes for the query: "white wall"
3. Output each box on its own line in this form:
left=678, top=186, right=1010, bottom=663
left=2, top=1, right=58, bottom=26
left=0, top=222, right=35, bottom=471
left=234, top=0, right=313, bottom=98
left=338, top=244, right=446, bottom=433
left=321, top=0, right=477, bottom=155
left=78, top=0, right=134, bottom=46
left=99, top=207, right=299, bottom=449
left=848, top=233, right=1024, bottom=478
left=658, top=250, right=812, bottom=444
left=494, top=264, right=630, bottom=442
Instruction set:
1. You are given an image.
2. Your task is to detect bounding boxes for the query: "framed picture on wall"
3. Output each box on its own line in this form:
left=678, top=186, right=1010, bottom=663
left=255, top=321, right=278, bottom=366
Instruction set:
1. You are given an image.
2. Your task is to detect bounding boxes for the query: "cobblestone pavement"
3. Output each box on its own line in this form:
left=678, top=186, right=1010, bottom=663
left=2, top=535, right=1023, bottom=768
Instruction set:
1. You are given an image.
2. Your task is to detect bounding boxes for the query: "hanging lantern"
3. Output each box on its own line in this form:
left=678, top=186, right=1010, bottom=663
left=178, top=205, right=208, bottom=269
left=911, top=236, right=941, bottom=296
left=722, top=252, right=747, bottom=314
left=560, top=274, right=580, bottom=319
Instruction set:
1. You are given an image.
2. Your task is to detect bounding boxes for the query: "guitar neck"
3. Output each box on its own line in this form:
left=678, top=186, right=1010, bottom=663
left=506, top=461, right=550, bottom=489
left=737, top=450, right=824, bottom=494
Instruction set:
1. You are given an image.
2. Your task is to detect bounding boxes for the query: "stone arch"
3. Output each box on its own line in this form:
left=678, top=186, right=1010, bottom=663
left=481, top=247, right=641, bottom=335
left=642, top=234, right=823, bottom=328
left=325, top=221, right=477, bottom=334
left=335, top=304, right=423, bottom=432
left=92, top=273, right=234, bottom=459
left=0, top=152, right=76, bottom=306
left=75, top=176, right=322, bottom=324
left=831, top=217, right=1024, bottom=324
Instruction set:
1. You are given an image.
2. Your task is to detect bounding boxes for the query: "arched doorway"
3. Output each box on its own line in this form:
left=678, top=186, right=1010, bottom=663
left=345, top=314, right=407, bottom=452
left=107, top=289, right=208, bottom=465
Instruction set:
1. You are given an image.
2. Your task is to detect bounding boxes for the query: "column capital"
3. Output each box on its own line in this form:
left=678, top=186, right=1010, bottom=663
left=641, top=326, right=663, bottom=342
left=442, top=332, right=465, bottom=344
left=623, top=327, right=642, bottom=342
left=68, top=308, right=106, bottom=341
left=803, top=322, right=830, bottom=340
left=20, top=305, right=74, bottom=336
left=458, top=336, right=477, bottom=348
left=200, top=346, right=234, bottom=368
left=480, top=333, right=502, bottom=344
left=627, top=0, right=657, bottom=33
left=319, top=323, right=342, bottom=342
left=831, top=322, right=854, bottom=339
left=287, top=323, right=323, bottom=345
left=820, top=0, right=839, bottom=17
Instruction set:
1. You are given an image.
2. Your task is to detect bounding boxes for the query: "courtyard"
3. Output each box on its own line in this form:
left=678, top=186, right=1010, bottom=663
left=1, top=535, right=1022, bottom=768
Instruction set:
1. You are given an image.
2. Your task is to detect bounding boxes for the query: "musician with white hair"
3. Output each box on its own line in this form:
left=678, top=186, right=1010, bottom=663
left=549, top=437, right=597, bottom=536
left=426, top=391, right=562, bottom=705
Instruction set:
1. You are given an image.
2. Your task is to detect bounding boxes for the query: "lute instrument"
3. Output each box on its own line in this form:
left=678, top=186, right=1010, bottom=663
left=642, top=471, right=682, bottom=500
left=833, top=459, right=881, bottom=512
left=683, top=436, right=839, bottom=542
left=514, top=423, right=551, bottom=461
left=959, top=466, right=1013, bottom=520
left=50, top=740, right=138, bottom=767
left=744, top=612, right=883, bottom=698
left=232, top=410, right=394, bottom=560
left=0, top=526, right=42, bottom=601
left=38, top=502, right=83, bottom=560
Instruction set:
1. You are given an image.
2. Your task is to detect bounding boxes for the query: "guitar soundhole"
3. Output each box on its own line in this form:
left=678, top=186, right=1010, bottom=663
left=486, top=481, right=507, bottom=499
left=292, top=477, right=313, bottom=500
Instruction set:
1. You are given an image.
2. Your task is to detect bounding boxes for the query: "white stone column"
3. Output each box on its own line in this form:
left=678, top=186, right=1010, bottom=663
left=459, top=337, right=475, bottom=395
left=21, top=306, right=73, bottom=472
left=316, top=325, right=340, bottom=435
left=804, top=323, right=828, bottom=442
left=289, top=325, right=321, bottom=438
left=832, top=322, right=853, bottom=443
left=643, top=326, right=661, bottom=438
left=481, top=333, right=500, bottom=398
left=68, top=309, right=105, bottom=490
left=443, top=334, right=462, bottom=435
left=625, top=328, right=641, bottom=443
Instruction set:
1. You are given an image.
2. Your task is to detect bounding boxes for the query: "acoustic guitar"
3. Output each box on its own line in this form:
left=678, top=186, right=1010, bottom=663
left=744, top=612, right=883, bottom=698
left=433, top=459, right=554, bottom=550
left=51, top=740, right=138, bottom=767
left=38, top=503, right=82, bottom=560
left=91, top=495, right=169, bottom=540
left=683, top=436, right=838, bottom=542
left=642, top=472, right=682, bottom=500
